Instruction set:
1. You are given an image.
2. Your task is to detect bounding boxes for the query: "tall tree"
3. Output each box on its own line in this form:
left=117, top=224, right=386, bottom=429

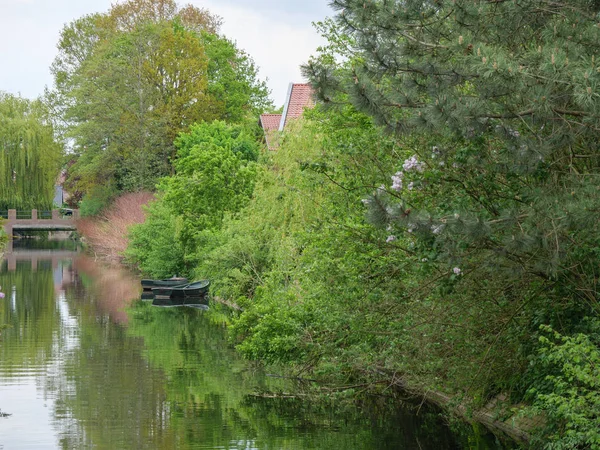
left=0, top=93, right=62, bottom=210
left=304, top=0, right=600, bottom=308
left=50, top=0, right=269, bottom=199
left=303, top=2, right=600, bottom=445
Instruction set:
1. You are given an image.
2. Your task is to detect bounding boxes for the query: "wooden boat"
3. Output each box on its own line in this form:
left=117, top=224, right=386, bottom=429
left=140, top=291, right=155, bottom=300
left=151, top=280, right=210, bottom=299
left=141, top=277, right=188, bottom=291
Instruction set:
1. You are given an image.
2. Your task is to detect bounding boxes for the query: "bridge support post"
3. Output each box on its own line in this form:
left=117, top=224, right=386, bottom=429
left=5, top=209, right=16, bottom=238
left=32, top=209, right=37, bottom=220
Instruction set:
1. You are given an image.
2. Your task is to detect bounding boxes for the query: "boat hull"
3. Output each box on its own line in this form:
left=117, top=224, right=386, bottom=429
left=151, top=280, right=210, bottom=299
left=141, top=277, right=188, bottom=291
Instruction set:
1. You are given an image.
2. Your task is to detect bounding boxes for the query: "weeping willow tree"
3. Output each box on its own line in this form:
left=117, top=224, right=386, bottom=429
left=0, top=92, right=62, bottom=210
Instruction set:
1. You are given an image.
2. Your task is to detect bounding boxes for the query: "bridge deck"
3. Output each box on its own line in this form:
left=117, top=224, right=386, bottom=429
left=2, top=209, right=79, bottom=236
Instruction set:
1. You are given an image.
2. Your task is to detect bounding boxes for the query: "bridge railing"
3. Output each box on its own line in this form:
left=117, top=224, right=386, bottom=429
left=16, top=211, right=32, bottom=220
left=1, top=209, right=79, bottom=221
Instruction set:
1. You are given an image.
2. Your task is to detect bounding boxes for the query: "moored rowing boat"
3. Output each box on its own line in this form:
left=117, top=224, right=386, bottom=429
left=141, top=277, right=188, bottom=291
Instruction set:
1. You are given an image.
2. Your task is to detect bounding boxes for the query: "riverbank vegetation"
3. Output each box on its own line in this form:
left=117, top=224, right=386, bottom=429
left=122, top=1, right=600, bottom=448
left=77, top=192, right=154, bottom=263
left=28, top=0, right=600, bottom=447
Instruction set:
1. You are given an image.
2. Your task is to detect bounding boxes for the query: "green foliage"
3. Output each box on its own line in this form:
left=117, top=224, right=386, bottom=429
left=303, top=1, right=600, bottom=304
left=124, top=0, right=600, bottom=445
left=126, top=197, right=185, bottom=277
left=126, top=120, right=259, bottom=275
left=525, top=324, right=600, bottom=449
left=0, top=224, right=7, bottom=249
left=201, top=32, right=271, bottom=124
left=49, top=0, right=271, bottom=199
left=79, top=184, right=118, bottom=217
left=182, top=102, right=595, bottom=446
left=301, top=1, right=600, bottom=438
left=0, top=92, right=62, bottom=210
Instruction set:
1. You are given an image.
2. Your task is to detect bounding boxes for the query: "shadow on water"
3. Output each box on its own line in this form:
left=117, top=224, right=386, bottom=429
left=0, top=238, right=517, bottom=449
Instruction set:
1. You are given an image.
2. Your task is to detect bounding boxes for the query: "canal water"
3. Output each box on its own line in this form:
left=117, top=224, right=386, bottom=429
left=0, top=241, right=512, bottom=449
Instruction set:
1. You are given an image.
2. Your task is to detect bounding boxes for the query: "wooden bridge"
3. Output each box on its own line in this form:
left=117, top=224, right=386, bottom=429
left=2, top=209, right=79, bottom=236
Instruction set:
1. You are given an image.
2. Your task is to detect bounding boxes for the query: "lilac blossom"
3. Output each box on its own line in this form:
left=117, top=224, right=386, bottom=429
left=403, top=155, right=426, bottom=173
left=407, top=182, right=414, bottom=191
left=391, top=171, right=403, bottom=191
left=386, top=235, right=397, bottom=243
left=453, top=267, right=462, bottom=275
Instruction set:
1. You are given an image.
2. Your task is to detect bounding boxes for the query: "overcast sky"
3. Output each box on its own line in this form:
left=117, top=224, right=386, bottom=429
left=0, top=0, right=332, bottom=106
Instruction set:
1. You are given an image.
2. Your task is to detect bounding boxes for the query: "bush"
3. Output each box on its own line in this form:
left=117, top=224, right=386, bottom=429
left=79, top=185, right=118, bottom=218
left=126, top=197, right=186, bottom=278
left=524, top=324, right=600, bottom=449
left=126, top=121, right=259, bottom=276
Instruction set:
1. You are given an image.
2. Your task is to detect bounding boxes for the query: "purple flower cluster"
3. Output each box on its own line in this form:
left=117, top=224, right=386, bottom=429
left=390, top=155, right=426, bottom=192
left=402, top=155, right=425, bottom=173
left=391, top=171, right=403, bottom=191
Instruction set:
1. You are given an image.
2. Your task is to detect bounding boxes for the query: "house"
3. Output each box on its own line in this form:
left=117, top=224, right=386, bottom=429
left=259, top=83, right=314, bottom=150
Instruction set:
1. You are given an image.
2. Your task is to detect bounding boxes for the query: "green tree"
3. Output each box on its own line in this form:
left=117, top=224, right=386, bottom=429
left=201, top=32, right=271, bottom=123
left=0, top=93, right=62, bottom=210
left=301, top=1, right=600, bottom=445
left=304, top=1, right=600, bottom=296
left=49, top=0, right=270, bottom=205
left=127, top=121, right=259, bottom=276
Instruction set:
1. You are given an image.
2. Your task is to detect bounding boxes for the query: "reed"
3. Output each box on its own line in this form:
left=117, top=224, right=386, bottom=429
left=78, top=192, right=154, bottom=262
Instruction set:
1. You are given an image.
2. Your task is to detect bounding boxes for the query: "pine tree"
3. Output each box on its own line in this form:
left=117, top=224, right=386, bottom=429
left=304, top=0, right=600, bottom=309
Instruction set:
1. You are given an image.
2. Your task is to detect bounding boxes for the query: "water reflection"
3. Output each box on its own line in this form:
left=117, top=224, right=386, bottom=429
left=0, top=241, right=510, bottom=449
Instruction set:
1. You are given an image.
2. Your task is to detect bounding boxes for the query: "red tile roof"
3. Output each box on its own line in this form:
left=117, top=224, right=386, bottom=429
left=259, top=83, right=315, bottom=150
left=259, top=113, right=282, bottom=131
left=259, top=114, right=283, bottom=150
left=279, top=83, right=314, bottom=130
